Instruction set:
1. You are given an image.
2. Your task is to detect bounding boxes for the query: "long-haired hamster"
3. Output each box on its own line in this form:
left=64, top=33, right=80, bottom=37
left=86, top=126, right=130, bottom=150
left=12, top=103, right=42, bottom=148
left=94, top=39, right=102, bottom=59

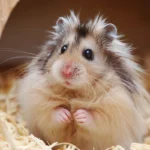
left=17, top=12, right=150, bottom=150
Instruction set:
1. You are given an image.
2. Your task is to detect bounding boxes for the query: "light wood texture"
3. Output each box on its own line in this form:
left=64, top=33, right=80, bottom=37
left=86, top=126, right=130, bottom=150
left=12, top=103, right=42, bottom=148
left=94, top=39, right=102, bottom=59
left=0, top=0, right=20, bottom=38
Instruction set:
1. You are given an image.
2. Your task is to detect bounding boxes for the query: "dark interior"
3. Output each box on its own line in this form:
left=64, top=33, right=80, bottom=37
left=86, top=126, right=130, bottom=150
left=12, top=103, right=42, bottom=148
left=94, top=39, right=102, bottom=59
left=0, top=0, right=150, bottom=69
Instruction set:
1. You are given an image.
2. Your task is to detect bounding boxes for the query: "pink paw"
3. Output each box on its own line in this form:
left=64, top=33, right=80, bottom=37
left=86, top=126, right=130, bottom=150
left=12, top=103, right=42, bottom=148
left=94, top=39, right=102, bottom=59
left=73, top=109, right=92, bottom=124
left=54, top=108, right=72, bottom=124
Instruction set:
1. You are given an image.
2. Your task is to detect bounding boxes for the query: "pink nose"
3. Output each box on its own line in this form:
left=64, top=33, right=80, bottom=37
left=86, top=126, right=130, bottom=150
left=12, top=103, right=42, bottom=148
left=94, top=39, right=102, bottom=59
left=62, top=62, right=73, bottom=78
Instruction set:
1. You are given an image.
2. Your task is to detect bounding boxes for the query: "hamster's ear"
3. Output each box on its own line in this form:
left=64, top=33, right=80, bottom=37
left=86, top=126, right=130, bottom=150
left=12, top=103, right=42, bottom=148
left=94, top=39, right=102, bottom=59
left=56, top=17, right=65, bottom=26
left=103, top=23, right=117, bottom=42
left=55, top=17, right=66, bottom=32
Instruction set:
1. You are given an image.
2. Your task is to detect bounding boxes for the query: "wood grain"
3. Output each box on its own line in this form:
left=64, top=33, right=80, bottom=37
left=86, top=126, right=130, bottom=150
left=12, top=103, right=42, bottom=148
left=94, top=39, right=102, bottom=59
left=0, top=0, right=20, bottom=38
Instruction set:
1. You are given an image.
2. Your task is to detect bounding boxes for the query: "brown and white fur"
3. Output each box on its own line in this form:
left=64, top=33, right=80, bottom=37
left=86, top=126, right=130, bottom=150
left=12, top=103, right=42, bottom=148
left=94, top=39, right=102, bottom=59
left=17, top=12, right=150, bottom=150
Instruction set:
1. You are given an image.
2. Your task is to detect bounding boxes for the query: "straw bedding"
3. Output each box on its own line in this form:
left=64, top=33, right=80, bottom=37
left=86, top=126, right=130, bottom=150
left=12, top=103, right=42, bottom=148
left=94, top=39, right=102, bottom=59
left=1, top=0, right=150, bottom=149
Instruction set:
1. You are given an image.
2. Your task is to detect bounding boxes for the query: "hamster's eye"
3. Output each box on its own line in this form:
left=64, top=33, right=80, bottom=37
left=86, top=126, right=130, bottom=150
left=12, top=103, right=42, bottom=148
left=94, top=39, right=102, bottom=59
left=82, top=49, right=94, bottom=61
left=60, top=45, right=68, bottom=54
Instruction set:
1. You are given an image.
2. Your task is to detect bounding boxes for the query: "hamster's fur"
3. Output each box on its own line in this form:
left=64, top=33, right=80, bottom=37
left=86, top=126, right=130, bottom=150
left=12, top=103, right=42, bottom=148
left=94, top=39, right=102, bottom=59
left=17, top=12, right=150, bottom=150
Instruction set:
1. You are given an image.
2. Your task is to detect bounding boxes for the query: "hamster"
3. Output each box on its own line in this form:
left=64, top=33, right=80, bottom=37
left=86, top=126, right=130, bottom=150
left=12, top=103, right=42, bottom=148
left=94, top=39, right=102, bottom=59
left=17, top=11, right=150, bottom=150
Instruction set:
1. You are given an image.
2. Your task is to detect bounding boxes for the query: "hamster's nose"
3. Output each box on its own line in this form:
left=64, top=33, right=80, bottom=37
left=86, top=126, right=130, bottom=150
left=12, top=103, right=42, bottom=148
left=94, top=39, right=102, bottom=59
left=61, top=62, right=73, bottom=78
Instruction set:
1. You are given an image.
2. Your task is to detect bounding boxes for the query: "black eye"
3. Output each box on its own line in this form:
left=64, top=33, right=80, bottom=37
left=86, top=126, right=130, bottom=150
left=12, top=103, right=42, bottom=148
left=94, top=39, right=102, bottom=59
left=60, top=45, right=68, bottom=54
left=82, top=49, right=94, bottom=61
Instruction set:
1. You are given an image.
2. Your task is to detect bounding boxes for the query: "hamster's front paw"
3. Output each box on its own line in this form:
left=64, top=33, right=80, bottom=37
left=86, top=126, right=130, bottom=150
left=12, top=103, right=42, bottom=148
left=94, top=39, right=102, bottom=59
left=73, top=109, right=92, bottom=125
left=54, top=107, right=72, bottom=124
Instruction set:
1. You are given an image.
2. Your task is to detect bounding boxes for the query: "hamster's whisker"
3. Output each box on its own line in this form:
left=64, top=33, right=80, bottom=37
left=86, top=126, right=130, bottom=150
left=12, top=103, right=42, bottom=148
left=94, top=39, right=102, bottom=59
left=85, top=73, right=102, bottom=99
left=0, top=63, right=27, bottom=75
left=0, top=56, right=39, bottom=66
left=84, top=73, right=120, bottom=117
left=45, top=74, right=55, bottom=86
left=86, top=73, right=117, bottom=105
left=84, top=80, right=98, bottom=107
left=14, top=28, right=48, bottom=33
left=86, top=73, right=108, bottom=90
left=95, top=80, right=131, bottom=120
left=0, top=48, right=37, bottom=56
left=85, top=79, right=97, bottom=98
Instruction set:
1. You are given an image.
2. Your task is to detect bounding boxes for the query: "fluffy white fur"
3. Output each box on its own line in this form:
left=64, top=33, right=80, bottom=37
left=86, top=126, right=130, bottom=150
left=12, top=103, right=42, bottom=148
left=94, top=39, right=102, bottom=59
left=17, top=12, right=150, bottom=150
